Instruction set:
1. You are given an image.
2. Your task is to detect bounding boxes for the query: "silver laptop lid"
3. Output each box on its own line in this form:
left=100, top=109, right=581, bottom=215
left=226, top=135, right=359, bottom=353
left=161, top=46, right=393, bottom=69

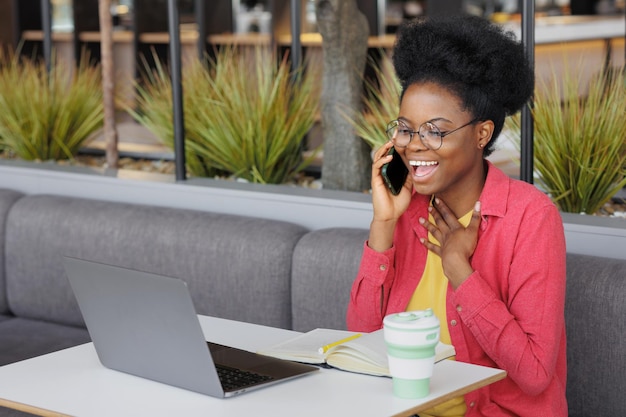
left=63, top=257, right=317, bottom=398
left=64, top=256, right=226, bottom=397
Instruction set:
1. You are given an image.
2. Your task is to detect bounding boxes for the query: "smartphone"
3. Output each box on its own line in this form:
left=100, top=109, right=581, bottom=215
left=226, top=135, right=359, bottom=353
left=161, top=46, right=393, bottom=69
left=381, top=147, right=409, bottom=196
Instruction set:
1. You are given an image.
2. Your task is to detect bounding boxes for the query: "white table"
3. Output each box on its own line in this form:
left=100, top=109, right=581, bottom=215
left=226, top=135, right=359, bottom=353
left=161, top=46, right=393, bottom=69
left=0, top=316, right=505, bottom=417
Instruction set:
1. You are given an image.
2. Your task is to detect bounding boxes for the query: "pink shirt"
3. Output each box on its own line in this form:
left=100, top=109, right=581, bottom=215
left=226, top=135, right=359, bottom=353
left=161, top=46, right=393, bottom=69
left=347, top=162, right=567, bottom=417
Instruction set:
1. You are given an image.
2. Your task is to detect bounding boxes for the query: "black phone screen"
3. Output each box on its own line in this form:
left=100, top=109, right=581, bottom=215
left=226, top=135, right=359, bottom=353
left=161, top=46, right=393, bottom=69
left=381, top=147, right=408, bottom=196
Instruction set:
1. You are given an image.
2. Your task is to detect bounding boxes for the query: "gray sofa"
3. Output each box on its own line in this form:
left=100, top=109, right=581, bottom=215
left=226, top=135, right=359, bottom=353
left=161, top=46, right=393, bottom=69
left=0, top=188, right=624, bottom=417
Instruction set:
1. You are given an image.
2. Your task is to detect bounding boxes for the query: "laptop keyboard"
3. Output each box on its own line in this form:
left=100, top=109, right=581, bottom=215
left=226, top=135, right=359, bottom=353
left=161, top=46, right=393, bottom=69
left=216, top=364, right=273, bottom=391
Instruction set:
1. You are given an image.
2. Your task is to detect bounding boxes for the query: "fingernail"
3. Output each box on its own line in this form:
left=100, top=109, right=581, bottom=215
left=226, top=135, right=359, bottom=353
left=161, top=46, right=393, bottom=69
left=434, top=198, right=440, bottom=205
left=475, top=201, right=481, bottom=212
left=419, top=217, right=425, bottom=224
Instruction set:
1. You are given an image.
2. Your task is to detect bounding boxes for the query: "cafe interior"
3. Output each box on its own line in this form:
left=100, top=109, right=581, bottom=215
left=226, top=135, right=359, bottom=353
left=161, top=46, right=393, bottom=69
left=0, top=4, right=624, bottom=415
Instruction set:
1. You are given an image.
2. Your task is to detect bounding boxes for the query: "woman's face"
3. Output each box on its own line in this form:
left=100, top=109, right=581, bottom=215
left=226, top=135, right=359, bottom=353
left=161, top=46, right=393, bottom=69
left=395, top=82, right=491, bottom=204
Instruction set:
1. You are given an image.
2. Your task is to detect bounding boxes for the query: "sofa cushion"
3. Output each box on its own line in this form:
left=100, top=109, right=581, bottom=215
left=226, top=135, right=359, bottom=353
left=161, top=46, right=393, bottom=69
left=0, top=189, right=24, bottom=315
left=565, top=253, right=626, bottom=417
left=5, top=194, right=307, bottom=330
left=291, top=228, right=368, bottom=332
left=0, top=317, right=90, bottom=366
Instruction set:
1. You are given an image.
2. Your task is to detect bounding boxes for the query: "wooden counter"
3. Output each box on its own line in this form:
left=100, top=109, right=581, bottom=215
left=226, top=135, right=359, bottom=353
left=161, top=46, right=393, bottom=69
left=21, top=14, right=625, bottom=48
left=78, top=30, right=134, bottom=44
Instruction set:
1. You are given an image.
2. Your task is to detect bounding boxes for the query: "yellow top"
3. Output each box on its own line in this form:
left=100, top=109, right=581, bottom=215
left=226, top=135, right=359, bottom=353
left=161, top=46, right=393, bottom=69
left=405, top=209, right=473, bottom=417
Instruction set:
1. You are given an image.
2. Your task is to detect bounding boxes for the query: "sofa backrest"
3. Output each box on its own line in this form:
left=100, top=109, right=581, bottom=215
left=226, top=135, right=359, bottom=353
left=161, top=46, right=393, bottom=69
left=4, top=194, right=307, bottom=329
left=565, top=253, right=626, bottom=417
left=0, top=189, right=24, bottom=316
left=291, top=227, right=368, bottom=332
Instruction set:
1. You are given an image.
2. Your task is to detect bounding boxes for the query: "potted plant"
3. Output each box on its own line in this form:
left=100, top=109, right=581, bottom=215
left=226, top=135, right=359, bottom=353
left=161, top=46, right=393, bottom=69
left=131, top=46, right=320, bottom=184
left=509, top=64, right=626, bottom=214
left=0, top=51, right=104, bottom=161
left=348, top=51, right=401, bottom=151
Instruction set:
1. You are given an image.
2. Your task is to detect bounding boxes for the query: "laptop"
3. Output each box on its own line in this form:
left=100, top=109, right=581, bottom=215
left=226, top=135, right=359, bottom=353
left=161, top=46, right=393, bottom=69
left=63, top=256, right=318, bottom=398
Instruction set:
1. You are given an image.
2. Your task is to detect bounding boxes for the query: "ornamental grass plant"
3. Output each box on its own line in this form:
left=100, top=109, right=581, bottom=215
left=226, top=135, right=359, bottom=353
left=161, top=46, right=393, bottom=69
left=509, top=64, right=626, bottom=214
left=0, top=51, right=104, bottom=161
left=132, top=46, right=320, bottom=184
left=348, top=51, right=401, bottom=150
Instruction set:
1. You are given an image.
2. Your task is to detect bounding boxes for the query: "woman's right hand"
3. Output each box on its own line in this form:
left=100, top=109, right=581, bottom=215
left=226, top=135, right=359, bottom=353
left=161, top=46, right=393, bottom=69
left=368, top=141, right=412, bottom=252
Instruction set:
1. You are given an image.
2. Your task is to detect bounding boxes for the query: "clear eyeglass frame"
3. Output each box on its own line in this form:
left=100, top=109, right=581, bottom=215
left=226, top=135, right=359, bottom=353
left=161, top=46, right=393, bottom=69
left=385, top=118, right=478, bottom=150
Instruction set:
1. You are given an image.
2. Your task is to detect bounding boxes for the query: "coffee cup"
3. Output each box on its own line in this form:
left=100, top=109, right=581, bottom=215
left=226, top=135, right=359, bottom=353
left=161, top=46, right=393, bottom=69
left=383, top=309, right=440, bottom=399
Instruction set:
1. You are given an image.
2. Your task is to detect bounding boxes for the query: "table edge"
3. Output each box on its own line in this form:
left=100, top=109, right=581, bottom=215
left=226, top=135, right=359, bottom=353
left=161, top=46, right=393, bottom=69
left=391, top=368, right=507, bottom=417
left=0, top=397, right=72, bottom=417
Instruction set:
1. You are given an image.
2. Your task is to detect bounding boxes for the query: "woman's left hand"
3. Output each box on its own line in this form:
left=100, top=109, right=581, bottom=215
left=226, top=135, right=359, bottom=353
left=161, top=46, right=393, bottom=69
left=419, top=198, right=481, bottom=289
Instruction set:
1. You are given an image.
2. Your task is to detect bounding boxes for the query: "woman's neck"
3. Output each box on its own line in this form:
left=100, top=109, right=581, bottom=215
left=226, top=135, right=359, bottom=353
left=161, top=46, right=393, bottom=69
left=435, top=162, right=488, bottom=218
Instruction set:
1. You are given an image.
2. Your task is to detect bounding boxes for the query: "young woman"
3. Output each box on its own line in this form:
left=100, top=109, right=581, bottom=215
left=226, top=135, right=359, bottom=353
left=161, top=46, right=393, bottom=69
left=347, top=15, right=567, bottom=417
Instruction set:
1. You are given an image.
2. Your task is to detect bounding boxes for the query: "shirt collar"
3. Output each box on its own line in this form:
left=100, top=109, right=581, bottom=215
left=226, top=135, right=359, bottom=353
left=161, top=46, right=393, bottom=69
left=478, top=161, right=510, bottom=219
left=406, top=160, right=510, bottom=226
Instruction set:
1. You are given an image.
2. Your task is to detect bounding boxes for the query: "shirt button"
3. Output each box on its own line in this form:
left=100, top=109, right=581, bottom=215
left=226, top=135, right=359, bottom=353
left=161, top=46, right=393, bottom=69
left=450, top=319, right=457, bottom=326
left=379, top=264, right=386, bottom=271
left=456, top=305, right=462, bottom=312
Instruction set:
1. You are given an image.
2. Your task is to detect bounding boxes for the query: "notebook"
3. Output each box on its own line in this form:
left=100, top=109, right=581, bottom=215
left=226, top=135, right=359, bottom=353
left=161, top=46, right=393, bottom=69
left=63, top=256, right=318, bottom=398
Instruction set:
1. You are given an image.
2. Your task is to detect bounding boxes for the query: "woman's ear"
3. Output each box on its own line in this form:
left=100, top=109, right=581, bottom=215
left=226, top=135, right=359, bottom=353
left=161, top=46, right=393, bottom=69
left=477, top=120, right=494, bottom=149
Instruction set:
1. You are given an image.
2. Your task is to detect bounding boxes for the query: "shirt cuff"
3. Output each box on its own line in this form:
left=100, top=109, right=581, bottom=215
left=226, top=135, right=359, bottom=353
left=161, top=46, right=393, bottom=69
left=450, top=270, right=498, bottom=322
left=359, top=241, right=395, bottom=287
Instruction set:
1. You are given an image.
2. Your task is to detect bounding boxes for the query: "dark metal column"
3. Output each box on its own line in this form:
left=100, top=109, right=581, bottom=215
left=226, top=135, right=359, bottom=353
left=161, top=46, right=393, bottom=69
left=520, top=0, right=535, bottom=184
left=290, top=0, right=302, bottom=73
left=40, top=0, right=52, bottom=73
left=268, top=0, right=277, bottom=50
left=131, top=0, right=141, bottom=82
left=195, top=0, right=206, bottom=60
left=168, top=0, right=187, bottom=181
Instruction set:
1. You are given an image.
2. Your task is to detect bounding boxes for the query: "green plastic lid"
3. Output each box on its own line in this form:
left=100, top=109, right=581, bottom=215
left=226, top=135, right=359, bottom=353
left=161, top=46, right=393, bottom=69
left=383, top=308, right=439, bottom=331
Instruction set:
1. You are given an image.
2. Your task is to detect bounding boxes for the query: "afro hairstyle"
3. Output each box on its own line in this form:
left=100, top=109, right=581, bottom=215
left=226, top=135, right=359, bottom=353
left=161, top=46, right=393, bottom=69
left=392, top=14, right=534, bottom=156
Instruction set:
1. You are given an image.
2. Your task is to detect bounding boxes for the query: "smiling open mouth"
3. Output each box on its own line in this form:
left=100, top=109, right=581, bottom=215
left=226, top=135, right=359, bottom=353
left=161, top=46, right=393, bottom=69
left=409, top=160, right=439, bottom=177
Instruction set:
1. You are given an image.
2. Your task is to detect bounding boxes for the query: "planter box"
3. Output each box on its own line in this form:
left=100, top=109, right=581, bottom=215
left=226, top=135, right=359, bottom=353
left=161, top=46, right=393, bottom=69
left=1, top=160, right=624, bottom=260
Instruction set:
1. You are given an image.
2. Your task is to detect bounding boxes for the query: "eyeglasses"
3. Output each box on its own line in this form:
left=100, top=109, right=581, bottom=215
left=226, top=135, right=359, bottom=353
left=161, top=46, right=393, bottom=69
left=386, top=118, right=478, bottom=150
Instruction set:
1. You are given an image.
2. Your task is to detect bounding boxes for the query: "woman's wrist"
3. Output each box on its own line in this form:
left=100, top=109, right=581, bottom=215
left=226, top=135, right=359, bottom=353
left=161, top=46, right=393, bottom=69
left=443, top=254, right=474, bottom=289
left=367, top=218, right=397, bottom=252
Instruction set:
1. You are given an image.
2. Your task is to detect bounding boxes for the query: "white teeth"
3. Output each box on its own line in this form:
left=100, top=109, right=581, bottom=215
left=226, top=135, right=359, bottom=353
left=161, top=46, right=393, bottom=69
left=409, top=160, right=438, bottom=166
